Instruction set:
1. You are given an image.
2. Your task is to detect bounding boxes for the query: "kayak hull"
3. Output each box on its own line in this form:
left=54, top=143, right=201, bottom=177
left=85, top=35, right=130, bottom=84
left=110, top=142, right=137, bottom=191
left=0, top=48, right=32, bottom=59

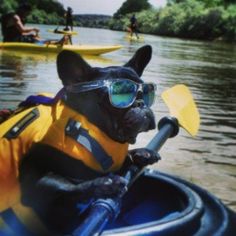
left=0, top=42, right=122, bottom=55
left=103, top=169, right=236, bottom=236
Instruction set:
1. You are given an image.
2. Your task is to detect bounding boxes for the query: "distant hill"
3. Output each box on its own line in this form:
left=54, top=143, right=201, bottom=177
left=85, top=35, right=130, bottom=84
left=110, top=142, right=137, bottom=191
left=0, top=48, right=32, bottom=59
left=73, top=14, right=111, bottom=28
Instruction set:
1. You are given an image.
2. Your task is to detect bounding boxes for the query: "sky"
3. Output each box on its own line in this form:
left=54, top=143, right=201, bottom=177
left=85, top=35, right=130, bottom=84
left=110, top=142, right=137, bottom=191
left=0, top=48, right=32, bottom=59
left=57, top=0, right=167, bottom=15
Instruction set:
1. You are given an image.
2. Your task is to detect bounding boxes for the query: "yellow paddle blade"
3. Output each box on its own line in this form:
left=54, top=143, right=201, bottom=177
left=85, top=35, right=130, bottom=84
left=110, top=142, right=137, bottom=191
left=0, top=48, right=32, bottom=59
left=161, top=84, right=200, bottom=136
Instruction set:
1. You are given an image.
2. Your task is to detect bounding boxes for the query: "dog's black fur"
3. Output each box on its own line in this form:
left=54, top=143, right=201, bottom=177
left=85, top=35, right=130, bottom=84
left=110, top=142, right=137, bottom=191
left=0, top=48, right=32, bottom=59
left=19, top=45, right=158, bottom=233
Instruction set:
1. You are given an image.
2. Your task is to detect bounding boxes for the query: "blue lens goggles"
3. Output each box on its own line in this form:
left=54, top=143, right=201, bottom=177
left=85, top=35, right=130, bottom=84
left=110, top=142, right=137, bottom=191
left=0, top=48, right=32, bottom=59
left=65, top=79, right=156, bottom=109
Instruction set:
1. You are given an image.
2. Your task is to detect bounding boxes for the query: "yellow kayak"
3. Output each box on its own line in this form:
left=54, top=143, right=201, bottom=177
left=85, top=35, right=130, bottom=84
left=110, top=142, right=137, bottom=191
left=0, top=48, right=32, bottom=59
left=125, top=35, right=144, bottom=42
left=47, top=29, right=78, bottom=35
left=0, top=42, right=122, bottom=55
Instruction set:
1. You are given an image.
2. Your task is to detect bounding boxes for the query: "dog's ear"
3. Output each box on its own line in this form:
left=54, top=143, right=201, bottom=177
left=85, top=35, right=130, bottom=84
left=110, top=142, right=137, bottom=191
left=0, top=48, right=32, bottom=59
left=57, top=50, right=92, bottom=85
left=124, top=45, right=152, bottom=76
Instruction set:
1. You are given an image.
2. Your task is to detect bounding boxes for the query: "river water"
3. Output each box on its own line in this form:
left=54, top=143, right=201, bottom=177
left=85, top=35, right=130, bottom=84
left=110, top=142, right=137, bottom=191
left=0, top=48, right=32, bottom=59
left=0, top=25, right=236, bottom=211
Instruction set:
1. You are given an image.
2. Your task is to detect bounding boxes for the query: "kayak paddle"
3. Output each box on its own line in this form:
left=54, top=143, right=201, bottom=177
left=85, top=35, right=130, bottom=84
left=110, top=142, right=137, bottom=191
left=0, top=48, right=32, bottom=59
left=72, top=84, right=200, bottom=236
left=161, top=84, right=200, bottom=136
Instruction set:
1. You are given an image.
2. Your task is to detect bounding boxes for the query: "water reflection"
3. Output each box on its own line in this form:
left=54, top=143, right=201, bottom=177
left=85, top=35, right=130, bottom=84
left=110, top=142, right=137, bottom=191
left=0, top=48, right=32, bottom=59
left=0, top=46, right=119, bottom=110
left=144, top=37, right=236, bottom=210
left=0, top=52, right=30, bottom=108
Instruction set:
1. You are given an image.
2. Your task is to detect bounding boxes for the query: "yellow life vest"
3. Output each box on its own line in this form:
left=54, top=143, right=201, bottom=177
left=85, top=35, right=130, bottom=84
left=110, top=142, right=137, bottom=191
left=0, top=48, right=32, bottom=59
left=41, top=105, right=129, bottom=173
left=0, top=105, right=54, bottom=212
left=0, top=104, right=56, bottom=235
left=0, top=98, right=129, bottom=235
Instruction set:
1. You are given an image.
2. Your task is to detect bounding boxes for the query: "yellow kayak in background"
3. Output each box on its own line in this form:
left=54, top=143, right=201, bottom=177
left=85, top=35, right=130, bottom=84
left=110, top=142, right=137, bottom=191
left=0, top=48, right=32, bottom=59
left=125, top=35, right=145, bottom=42
left=47, top=29, right=78, bottom=35
left=0, top=42, right=122, bottom=55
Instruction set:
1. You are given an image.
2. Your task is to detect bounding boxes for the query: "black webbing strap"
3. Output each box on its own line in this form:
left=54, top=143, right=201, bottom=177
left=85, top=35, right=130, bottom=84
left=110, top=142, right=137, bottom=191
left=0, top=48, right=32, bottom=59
left=65, top=119, right=113, bottom=171
left=4, top=108, right=39, bottom=139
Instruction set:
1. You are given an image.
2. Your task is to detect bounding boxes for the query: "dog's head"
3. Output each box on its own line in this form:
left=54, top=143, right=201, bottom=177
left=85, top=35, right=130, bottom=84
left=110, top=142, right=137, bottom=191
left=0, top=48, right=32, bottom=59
left=57, top=45, right=156, bottom=144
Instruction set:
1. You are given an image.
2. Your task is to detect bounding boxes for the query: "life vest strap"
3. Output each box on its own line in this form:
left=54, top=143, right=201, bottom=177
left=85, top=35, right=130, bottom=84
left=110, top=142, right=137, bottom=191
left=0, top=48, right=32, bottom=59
left=4, top=108, right=39, bottom=139
left=65, top=119, right=113, bottom=171
left=1, top=208, right=32, bottom=236
left=18, top=88, right=65, bottom=107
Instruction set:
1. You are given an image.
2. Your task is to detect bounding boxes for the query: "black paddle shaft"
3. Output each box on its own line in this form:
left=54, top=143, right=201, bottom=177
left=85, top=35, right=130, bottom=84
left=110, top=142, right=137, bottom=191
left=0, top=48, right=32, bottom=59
left=72, top=117, right=179, bottom=236
left=125, top=116, right=179, bottom=187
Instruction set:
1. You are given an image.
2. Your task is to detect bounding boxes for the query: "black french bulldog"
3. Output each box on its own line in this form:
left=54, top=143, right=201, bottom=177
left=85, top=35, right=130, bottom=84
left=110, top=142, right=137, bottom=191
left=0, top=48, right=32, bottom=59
left=19, top=45, right=159, bottom=234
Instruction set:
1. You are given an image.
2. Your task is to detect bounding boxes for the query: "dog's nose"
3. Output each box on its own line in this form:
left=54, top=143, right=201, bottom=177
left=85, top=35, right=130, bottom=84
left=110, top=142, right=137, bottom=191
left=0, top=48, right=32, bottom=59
left=133, top=99, right=145, bottom=108
left=132, top=91, right=145, bottom=107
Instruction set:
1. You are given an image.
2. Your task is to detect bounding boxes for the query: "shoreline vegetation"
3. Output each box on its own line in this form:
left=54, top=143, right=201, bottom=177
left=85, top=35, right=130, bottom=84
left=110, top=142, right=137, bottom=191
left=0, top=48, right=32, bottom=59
left=0, top=0, right=236, bottom=42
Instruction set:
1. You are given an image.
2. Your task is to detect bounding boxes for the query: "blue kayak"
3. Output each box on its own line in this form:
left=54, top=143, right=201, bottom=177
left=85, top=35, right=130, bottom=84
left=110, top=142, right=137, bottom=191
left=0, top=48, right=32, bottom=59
left=0, top=168, right=234, bottom=236
left=102, top=169, right=236, bottom=236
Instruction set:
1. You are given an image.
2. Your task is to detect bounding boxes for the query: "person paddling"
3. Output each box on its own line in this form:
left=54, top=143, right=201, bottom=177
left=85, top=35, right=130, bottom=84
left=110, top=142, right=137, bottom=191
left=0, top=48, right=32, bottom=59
left=63, top=6, right=74, bottom=44
left=64, top=7, right=74, bottom=31
left=1, top=3, right=39, bottom=43
left=129, top=14, right=139, bottom=39
left=1, top=3, right=69, bottom=45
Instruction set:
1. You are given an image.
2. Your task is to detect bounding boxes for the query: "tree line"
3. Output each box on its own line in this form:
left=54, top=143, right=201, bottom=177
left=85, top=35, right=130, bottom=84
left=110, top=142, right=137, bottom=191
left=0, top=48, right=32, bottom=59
left=110, top=0, right=236, bottom=41
left=0, top=0, right=65, bottom=25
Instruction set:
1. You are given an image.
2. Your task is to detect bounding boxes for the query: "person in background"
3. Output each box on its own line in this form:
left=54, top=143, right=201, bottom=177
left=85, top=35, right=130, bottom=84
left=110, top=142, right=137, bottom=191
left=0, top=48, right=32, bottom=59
left=129, top=14, right=139, bottom=39
left=64, top=7, right=73, bottom=31
left=1, top=3, right=69, bottom=45
left=1, top=3, right=39, bottom=43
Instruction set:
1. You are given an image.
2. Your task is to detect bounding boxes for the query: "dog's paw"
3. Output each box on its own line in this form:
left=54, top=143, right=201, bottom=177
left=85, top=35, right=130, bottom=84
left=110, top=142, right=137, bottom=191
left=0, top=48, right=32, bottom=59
left=92, top=175, right=128, bottom=198
left=129, top=148, right=161, bottom=167
left=76, top=175, right=128, bottom=199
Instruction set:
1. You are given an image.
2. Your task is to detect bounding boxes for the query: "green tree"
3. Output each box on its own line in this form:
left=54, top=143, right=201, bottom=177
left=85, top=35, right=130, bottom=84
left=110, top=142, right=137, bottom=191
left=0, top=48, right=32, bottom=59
left=167, top=0, right=235, bottom=7
left=0, top=0, right=18, bottom=14
left=114, top=0, right=151, bottom=18
left=0, top=0, right=65, bottom=25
